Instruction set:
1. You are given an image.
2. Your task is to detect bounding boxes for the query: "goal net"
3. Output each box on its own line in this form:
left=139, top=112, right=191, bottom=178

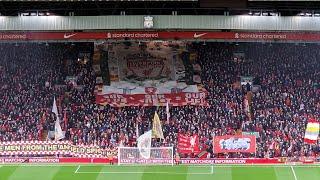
left=118, top=147, right=174, bottom=166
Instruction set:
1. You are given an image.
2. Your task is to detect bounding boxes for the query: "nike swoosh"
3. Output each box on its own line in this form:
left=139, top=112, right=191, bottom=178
left=63, top=33, right=77, bottom=39
left=193, top=33, right=207, bottom=38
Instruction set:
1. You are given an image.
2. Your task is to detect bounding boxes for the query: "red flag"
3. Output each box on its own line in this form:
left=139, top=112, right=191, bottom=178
left=40, top=112, right=46, bottom=125
left=177, top=133, right=200, bottom=154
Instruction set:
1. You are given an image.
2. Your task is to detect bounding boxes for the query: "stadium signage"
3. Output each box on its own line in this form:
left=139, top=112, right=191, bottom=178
left=0, top=33, right=27, bottom=40
left=0, top=157, right=284, bottom=164
left=179, top=158, right=282, bottom=164
left=3, top=31, right=320, bottom=41
left=0, top=141, right=117, bottom=157
left=119, top=159, right=173, bottom=164
left=180, top=159, right=246, bottom=164
left=213, top=135, right=256, bottom=153
left=107, top=32, right=159, bottom=39
left=234, top=32, right=287, bottom=40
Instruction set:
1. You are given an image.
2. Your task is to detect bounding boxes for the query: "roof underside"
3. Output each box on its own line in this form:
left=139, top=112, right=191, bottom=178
left=0, top=1, right=319, bottom=16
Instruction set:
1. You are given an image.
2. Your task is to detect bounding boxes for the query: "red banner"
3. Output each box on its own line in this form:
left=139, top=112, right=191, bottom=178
left=177, top=134, right=200, bottom=154
left=0, top=157, right=285, bottom=164
left=95, top=92, right=208, bottom=107
left=180, top=158, right=282, bottom=164
left=213, top=135, right=256, bottom=153
left=3, top=31, right=320, bottom=41
left=0, top=157, right=113, bottom=164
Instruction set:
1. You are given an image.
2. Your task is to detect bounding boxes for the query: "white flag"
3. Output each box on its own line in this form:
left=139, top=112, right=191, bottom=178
left=135, top=123, right=139, bottom=139
left=166, top=102, right=170, bottom=122
left=137, top=130, right=152, bottom=159
left=52, top=97, right=64, bottom=141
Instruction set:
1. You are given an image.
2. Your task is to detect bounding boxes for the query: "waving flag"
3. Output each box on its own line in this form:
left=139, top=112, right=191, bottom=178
left=52, top=97, right=64, bottom=141
left=152, top=112, right=164, bottom=139
left=137, top=130, right=152, bottom=159
left=166, top=102, right=170, bottom=122
left=304, top=118, right=319, bottom=144
left=135, top=122, right=139, bottom=139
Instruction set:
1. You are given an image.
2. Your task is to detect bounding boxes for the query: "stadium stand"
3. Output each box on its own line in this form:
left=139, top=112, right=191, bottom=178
left=0, top=42, right=318, bottom=159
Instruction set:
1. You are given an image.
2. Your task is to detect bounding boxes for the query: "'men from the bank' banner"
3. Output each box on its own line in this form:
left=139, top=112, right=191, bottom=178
left=213, top=135, right=256, bottom=153
left=0, top=141, right=117, bottom=157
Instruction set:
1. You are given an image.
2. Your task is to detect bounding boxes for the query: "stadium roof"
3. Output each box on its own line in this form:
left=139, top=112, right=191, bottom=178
left=0, top=0, right=320, bottom=16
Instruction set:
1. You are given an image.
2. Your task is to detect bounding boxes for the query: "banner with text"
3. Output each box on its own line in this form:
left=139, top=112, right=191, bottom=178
left=0, top=141, right=117, bottom=158
left=177, top=134, right=200, bottom=154
left=213, top=135, right=256, bottom=153
left=95, top=91, right=207, bottom=107
left=5, top=31, right=320, bottom=42
left=94, top=41, right=207, bottom=107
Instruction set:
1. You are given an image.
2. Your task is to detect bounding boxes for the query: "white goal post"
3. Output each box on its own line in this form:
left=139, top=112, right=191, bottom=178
left=118, top=147, right=174, bottom=166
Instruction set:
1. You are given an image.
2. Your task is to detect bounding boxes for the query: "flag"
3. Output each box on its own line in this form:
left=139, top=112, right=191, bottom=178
left=52, top=97, right=64, bottom=141
left=243, top=94, right=252, bottom=121
left=137, top=130, right=152, bottom=159
left=63, top=110, right=67, bottom=130
left=304, top=118, right=319, bottom=144
left=177, top=133, right=200, bottom=154
left=135, top=122, right=139, bottom=139
left=166, top=102, right=170, bottom=122
left=40, top=112, right=46, bottom=125
left=152, top=112, right=164, bottom=139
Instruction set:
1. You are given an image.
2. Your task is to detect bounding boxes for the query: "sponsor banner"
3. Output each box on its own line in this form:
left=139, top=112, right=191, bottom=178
left=242, top=132, right=260, bottom=138
left=0, top=141, right=117, bottom=158
left=179, top=158, right=282, bottom=164
left=213, top=135, right=256, bottom=153
left=177, top=134, right=200, bottom=154
left=3, top=31, right=320, bottom=41
left=95, top=92, right=208, bottom=107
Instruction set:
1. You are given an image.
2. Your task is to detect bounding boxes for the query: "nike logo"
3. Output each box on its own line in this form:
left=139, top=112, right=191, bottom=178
left=193, top=33, right=207, bottom=38
left=63, top=33, right=77, bottom=39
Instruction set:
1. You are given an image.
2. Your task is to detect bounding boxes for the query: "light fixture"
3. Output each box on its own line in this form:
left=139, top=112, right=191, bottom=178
left=305, top=12, right=312, bottom=16
left=270, top=12, right=278, bottom=16
left=253, top=12, right=261, bottom=16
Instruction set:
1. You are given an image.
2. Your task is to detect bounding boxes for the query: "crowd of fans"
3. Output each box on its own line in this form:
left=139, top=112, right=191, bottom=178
left=0, top=42, right=319, bottom=160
